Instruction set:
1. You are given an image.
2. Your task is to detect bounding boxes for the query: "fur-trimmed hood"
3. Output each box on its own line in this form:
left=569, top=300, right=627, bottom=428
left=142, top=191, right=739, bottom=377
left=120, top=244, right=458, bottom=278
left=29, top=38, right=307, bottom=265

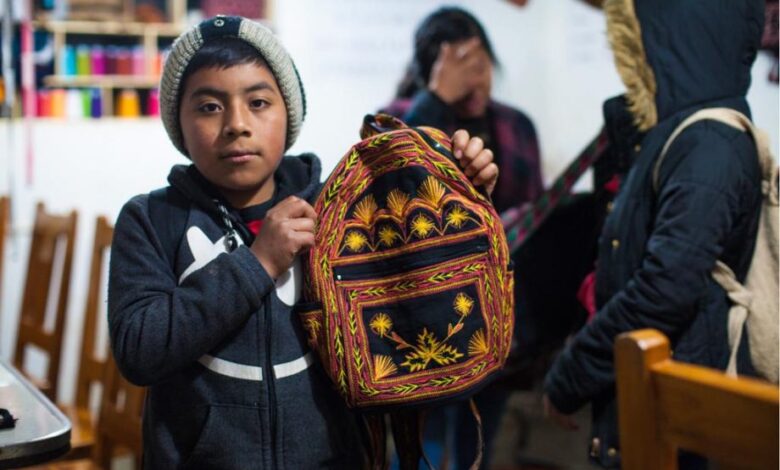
left=604, top=0, right=764, bottom=130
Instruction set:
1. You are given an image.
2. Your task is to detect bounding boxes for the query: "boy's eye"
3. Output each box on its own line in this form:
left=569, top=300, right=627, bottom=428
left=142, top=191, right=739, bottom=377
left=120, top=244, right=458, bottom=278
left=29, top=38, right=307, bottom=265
left=250, top=99, right=269, bottom=109
left=198, top=102, right=221, bottom=113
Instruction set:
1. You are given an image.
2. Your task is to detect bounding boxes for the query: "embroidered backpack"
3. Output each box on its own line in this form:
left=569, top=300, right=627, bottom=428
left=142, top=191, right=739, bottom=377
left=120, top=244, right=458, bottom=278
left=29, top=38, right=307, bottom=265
left=653, top=108, right=779, bottom=383
left=297, top=114, right=514, bottom=466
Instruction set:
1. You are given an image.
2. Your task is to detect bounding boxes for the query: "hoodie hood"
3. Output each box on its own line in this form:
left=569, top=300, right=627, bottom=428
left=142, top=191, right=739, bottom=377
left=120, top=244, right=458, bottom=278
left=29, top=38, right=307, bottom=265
left=167, top=153, right=322, bottom=243
left=605, top=0, right=764, bottom=130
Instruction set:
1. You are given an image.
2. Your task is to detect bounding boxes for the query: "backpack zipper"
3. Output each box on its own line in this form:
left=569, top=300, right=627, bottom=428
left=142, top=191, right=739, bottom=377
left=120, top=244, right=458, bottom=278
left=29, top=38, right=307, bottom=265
left=332, top=235, right=488, bottom=281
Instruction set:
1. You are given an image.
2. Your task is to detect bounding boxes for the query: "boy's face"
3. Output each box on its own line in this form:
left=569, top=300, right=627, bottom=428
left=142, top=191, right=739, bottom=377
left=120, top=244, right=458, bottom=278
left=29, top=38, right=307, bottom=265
left=179, top=62, right=288, bottom=208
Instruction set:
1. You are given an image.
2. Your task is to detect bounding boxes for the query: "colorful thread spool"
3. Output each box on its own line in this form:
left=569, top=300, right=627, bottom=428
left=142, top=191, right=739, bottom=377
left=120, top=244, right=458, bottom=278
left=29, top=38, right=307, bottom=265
left=147, top=89, right=159, bottom=116
left=91, top=46, right=106, bottom=75
left=116, top=48, right=132, bottom=75
left=36, top=90, right=51, bottom=117
left=75, top=45, right=91, bottom=76
left=132, top=46, right=145, bottom=76
left=49, top=89, right=67, bottom=118
left=116, top=89, right=140, bottom=117
left=65, top=89, right=83, bottom=118
left=61, top=45, right=76, bottom=76
left=105, top=46, right=118, bottom=75
left=90, top=89, right=102, bottom=118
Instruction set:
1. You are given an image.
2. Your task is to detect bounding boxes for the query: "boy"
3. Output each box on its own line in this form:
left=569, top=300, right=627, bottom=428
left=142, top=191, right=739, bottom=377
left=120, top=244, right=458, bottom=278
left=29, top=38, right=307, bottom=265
left=108, top=15, right=499, bottom=469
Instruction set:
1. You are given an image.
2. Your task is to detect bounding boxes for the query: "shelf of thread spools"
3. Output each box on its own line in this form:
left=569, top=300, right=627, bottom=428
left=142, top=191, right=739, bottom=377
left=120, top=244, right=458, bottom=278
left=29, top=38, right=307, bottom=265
left=35, top=19, right=183, bottom=117
left=33, top=87, right=159, bottom=119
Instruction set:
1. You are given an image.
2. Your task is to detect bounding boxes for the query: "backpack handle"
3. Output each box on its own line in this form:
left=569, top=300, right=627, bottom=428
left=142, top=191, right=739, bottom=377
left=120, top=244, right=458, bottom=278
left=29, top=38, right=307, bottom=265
left=360, top=113, right=408, bottom=139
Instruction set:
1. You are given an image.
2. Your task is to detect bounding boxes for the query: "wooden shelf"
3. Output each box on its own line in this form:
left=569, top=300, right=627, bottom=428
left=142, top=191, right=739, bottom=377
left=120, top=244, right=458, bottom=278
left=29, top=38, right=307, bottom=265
left=43, top=75, right=160, bottom=89
left=34, top=20, right=184, bottom=36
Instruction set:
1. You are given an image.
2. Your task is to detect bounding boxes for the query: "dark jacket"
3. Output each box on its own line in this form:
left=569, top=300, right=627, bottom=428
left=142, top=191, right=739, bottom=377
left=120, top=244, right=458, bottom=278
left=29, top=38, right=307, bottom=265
left=381, top=90, right=543, bottom=214
left=544, top=0, right=764, bottom=467
left=108, top=156, right=363, bottom=469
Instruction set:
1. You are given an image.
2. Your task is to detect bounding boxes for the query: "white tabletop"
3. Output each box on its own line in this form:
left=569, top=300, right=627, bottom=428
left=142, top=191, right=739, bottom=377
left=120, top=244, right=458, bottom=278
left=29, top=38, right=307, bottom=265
left=0, top=360, right=71, bottom=468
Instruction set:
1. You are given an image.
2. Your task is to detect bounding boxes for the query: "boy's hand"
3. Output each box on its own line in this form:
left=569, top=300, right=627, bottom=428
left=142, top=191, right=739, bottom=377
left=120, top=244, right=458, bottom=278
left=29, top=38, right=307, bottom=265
left=451, top=129, right=499, bottom=196
left=251, top=196, right=317, bottom=280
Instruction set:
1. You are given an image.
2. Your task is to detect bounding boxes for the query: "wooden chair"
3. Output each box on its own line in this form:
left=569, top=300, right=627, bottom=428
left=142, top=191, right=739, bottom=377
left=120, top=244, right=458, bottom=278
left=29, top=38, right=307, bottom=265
left=32, top=355, right=145, bottom=470
left=91, top=354, right=145, bottom=470
left=13, top=202, right=78, bottom=401
left=58, top=216, right=114, bottom=460
left=0, top=195, right=9, bottom=299
left=615, top=329, right=780, bottom=470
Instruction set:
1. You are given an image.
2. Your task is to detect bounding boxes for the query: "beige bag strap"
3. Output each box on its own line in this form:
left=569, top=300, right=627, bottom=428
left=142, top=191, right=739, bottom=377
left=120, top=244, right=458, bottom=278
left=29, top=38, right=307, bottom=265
left=712, top=260, right=752, bottom=376
left=653, top=107, right=778, bottom=377
left=652, top=108, right=776, bottom=196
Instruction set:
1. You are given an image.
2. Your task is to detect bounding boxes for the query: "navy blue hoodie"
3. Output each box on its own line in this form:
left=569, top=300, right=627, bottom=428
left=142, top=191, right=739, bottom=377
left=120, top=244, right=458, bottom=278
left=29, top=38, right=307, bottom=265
left=108, top=155, right=364, bottom=469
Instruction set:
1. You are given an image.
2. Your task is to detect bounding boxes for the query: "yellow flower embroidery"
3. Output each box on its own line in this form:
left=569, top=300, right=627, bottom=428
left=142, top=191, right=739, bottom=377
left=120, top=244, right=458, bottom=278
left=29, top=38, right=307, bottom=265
left=373, top=354, right=398, bottom=380
left=378, top=226, right=400, bottom=247
left=386, top=189, right=410, bottom=217
left=418, top=176, right=446, bottom=207
left=344, top=231, right=368, bottom=252
left=468, top=329, right=489, bottom=357
left=353, top=195, right=378, bottom=225
left=369, top=313, right=393, bottom=337
left=446, top=205, right=469, bottom=228
left=453, top=292, right=474, bottom=316
left=411, top=214, right=436, bottom=238
left=400, top=328, right=464, bottom=372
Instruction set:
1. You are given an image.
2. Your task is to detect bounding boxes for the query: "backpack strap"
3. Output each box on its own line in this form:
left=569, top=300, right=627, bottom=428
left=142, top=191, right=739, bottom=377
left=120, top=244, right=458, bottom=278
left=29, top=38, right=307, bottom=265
left=148, top=187, right=190, bottom=270
left=389, top=410, right=434, bottom=470
left=653, top=107, right=779, bottom=377
left=652, top=107, right=776, bottom=196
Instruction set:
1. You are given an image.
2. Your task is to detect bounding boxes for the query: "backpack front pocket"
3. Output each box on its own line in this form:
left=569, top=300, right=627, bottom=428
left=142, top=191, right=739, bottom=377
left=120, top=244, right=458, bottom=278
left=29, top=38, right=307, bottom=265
left=326, top=238, right=511, bottom=409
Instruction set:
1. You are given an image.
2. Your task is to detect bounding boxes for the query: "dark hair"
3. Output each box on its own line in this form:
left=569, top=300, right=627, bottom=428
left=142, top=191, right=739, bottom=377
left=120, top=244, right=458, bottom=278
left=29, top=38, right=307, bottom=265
left=396, top=7, right=498, bottom=99
left=179, top=36, right=271, bottom=98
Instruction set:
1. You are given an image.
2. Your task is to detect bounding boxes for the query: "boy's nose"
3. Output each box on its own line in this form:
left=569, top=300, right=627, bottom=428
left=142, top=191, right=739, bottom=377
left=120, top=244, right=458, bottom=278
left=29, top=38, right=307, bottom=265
left=222, top=108, right=252, bottom=137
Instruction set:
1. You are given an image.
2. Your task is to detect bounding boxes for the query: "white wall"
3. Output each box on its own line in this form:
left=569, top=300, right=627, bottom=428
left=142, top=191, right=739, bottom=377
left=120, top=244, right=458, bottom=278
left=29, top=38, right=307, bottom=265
left=0, top=0, right=777, bottom=405
left=275, top=0, right=779, bottom=181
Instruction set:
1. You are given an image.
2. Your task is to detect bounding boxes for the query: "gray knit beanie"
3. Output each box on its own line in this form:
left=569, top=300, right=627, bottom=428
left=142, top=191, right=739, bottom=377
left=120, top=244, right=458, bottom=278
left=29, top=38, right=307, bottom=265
left=160, top=15, right=306, bottom=155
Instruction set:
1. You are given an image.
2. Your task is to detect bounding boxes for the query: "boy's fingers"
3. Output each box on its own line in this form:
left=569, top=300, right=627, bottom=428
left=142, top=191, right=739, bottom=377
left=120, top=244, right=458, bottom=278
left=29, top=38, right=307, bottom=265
left=287, top=217, right=316, bottom=233
left=472, top=163, right=499, bottom=191
left=277, top=196, right=317, bottom=219
left=461, top=137, right=485, bottom=165
left=464, top=149, right=493, bottom=177
left=451, top=129, right=470, bottom=159
left=293, top=232, right=316, bottom=252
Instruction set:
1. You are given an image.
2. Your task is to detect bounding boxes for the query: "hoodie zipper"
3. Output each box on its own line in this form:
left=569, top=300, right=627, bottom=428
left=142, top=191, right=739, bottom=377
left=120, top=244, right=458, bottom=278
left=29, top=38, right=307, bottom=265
left=215, top=198, right=277, bottom=467
left=215, top=201, right=241, bottom=251
left=263, top=296, right=278, bottom=470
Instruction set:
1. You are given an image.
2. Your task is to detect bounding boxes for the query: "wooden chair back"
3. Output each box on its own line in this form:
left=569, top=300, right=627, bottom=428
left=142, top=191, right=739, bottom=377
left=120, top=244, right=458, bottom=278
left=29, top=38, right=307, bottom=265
left=615, top=329, right=779, bottom=470
left=13, top=202, right=78, bottom=401
left=74, top=216, right=114, bottom=410
left=0, top=195, right=9, bottom=297
left=92, top=355, right=145, bottom=470
left=55, top=216, right=114, bottom=461
left=39, top=356, right=145, bottom=470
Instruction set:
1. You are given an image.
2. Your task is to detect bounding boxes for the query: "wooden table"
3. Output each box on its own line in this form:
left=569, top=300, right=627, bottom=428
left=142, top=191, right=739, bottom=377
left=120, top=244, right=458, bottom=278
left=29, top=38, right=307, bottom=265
left=0, top=360, right=71, bottom=468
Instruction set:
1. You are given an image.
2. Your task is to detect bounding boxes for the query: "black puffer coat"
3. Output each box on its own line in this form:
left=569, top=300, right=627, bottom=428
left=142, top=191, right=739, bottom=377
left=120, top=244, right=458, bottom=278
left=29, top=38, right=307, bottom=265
left=544, top=0, right=764, bottom=467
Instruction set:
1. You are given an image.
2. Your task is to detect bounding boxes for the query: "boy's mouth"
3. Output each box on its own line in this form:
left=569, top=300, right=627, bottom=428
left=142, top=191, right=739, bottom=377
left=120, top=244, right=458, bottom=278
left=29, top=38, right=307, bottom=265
left=220, top=150, right=259, bottom=162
